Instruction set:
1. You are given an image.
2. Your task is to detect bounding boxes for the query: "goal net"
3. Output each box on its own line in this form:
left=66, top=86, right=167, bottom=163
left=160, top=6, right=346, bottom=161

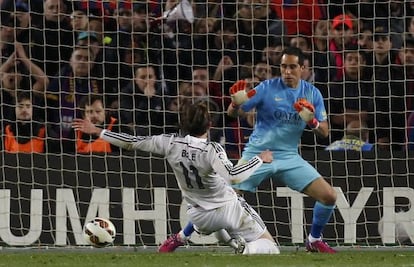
left=0, top=0, right=414, bottom=247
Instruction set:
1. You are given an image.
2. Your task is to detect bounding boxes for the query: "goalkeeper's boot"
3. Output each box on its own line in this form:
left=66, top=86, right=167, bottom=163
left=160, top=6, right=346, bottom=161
left=305, top=239, right=336, bottom=254
left=158, top=233, right=185, bottom=253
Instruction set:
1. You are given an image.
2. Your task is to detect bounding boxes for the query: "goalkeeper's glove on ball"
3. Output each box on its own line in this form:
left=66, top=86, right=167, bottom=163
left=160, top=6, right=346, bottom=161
left=293, top=99, right=319, bottom=129
left=229, top=80, right=256, bottom=107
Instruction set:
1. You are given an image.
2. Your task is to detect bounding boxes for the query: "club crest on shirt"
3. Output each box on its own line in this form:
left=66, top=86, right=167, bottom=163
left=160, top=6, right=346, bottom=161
left=218, top=152, right=226, bottom=160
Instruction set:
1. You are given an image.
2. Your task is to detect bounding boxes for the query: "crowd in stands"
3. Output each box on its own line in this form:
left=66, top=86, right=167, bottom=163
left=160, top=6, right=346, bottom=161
left=1, top=0, right=414, bottom=157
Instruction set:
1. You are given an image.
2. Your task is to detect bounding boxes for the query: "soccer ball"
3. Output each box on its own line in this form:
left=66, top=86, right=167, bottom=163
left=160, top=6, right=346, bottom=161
left=83, top=217, right=116, bottom=247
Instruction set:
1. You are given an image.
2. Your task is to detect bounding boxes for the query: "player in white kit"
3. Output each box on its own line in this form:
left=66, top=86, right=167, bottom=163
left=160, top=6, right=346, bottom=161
left=72, top=100, right=280, bottom=254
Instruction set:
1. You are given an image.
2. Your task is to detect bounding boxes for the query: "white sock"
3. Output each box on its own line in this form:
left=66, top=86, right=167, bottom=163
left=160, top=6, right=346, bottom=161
left=214, top=229, right=239, bottom=249
left=308, top=234, right=322, bottom=243
left=178, top=230, right=189, bottom=241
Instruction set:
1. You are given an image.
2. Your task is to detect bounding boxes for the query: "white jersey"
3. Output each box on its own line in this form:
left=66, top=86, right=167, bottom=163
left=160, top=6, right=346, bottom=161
left=100, top=130, right=263, bottom=210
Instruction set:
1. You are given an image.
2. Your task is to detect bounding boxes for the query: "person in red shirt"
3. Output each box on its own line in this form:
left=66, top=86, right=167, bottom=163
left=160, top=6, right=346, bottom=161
left=328, top=14, right=357, bottom=80
left=271, top=0, right=323, bottom=37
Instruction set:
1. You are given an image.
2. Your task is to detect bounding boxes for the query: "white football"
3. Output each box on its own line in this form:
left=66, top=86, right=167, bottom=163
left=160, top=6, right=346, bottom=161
left=83, top=217, right=116, bottom=247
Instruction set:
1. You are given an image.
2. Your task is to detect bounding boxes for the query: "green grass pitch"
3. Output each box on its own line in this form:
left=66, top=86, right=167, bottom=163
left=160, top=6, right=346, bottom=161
left=1, top=249, right=414, bottom=267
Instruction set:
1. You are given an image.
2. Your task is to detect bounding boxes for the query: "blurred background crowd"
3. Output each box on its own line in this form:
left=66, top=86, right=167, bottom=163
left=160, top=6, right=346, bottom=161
left=0, top=0, right=414, bottom=157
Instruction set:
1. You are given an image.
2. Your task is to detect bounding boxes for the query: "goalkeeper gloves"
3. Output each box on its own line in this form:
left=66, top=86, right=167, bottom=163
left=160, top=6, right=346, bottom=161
left=293, top=99, right=319, bottom=129
left=229, top=80, right=256, bottom=107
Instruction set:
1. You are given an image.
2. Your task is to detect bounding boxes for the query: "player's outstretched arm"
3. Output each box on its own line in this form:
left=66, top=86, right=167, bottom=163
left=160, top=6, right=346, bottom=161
left=72, top=118, right=103, bottom=135
left=227, top=80, right=256, bottom=118
left=72, top=118, right=168, bottom=153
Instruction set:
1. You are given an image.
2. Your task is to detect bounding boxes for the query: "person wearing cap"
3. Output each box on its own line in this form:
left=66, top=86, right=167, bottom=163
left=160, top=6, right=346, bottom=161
left=328, top=13, right=357, bottom=81
left=77, top=31, right=101, bottom=61
left=370, top=24, right=405, bottom=151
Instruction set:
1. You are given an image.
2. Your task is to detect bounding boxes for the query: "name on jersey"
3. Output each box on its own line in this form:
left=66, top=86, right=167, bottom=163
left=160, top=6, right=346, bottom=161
left=182, top=150, right=196, bottom=160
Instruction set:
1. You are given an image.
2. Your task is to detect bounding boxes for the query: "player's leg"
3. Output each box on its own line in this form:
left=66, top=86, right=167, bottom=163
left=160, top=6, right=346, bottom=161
left=243, top=237, right=280, bottom=254
left=227, top=196, right=280, bottom=254
left=278, top=156, right=337, bottom=253
left=303, top=177, right=337, bottom=253
left=214, top=229, right=245, bottom=253
left=232, top=159, right=275, bottom=192
left=158, top=221, right=194, bottom=253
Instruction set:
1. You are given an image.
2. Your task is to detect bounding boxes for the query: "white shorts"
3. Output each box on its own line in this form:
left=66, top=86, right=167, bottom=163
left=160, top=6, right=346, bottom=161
left=187, top=196, right=267, bottom=242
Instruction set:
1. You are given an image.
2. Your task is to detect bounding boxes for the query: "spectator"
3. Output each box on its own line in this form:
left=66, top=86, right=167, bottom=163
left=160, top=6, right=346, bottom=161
left=371, top=25, right=405, bottom=150
left=253, top=61, right=273, bottom=82
left=237, top=0, right=286, bottom=65
left=193, top=18, right=239, bottom=83
left=132, top=2, right=150, bottom=33
left=75, top=94, right=122, bottom=154
left=388, top=0, right=405, bottom=49
left=1, top=92, right=53, bottom=153
left=328, top=46, right=373, bottom=143
left=357, top=22, right=374, bottom=66
left=0, top=15, right=17, bottom=64
left=312, top=20, right=336, bottom=94
left=119, top=64, right=166, bottom=136
left=301, top=54, right=314, bottom=83
left=261, top=43, right=285, bottom=76
left=193, top=17, right=216, bottom=39
left=0, top=42, right=48, bottom=126
left=131, top=3, right=158, bottom=65
left=402, top=38, right=414, bottom=150
left=358, top=22, right=374, bottom=51
left=45, top=46, right=101, bottom=146
left=325, top=120, right=373, bottom=151
left=406, top=16, right=414, bottom=39
left=328, top=13, right=358, bottom=81
left=290, top=35, right=312, bottom=54
left=3, top=1, right=31, bottom=45
left=191, top=66, right=226, bottom=110
left=271, top=0, right=323, bottom=37
left=401, top=37, right=414, bottom=114
left=31, top=0, right=74, bottom=78
left=70, top=9, right=88, bottom=32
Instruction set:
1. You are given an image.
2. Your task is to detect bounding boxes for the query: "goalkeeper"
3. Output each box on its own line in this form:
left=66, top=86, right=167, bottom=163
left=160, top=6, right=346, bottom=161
left=72, top=100, right=280, bottom=255
left=227, top=46, right=337, bottom=253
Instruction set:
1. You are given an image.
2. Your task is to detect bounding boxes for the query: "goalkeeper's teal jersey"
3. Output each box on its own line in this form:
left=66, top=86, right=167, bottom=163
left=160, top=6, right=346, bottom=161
left=241, top=78, right=327, bottom=155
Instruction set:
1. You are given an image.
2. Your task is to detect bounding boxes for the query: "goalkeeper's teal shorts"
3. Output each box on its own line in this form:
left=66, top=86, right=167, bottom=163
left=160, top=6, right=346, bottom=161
left=232, top=152, right=321, bottom=193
